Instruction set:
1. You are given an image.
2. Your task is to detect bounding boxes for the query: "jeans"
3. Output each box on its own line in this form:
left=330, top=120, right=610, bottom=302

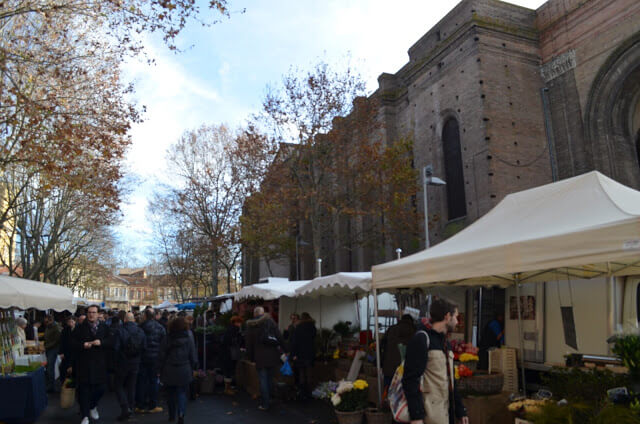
left=258, top=367, right=276, bottom=409
left=136, top=362, right=159, bottom=409
left=78, top=383, right=105, bottom=418
left=45, top=348, right=59, bottom=391
left=165, top=385, right=188, bottom=419
left=115, top=364, right=139, bottom=414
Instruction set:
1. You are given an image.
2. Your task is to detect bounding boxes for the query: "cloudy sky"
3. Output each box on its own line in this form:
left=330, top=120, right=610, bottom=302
left=118, top=0, right=546, bottom=265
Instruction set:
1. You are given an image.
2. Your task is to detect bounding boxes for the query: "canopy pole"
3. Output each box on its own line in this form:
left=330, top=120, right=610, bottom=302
left=515, top=275, right=526, bottom=394
left=203, top=307, right=207, bottom=371
left=373, top=288, right=382, bottom=407
left=355, top=294, right=361, bottom=330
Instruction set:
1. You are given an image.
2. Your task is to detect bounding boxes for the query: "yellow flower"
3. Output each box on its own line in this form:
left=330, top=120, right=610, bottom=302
left=459, top=353, right=479, bottom=362
left=333, top=349, right=340, bottom=359
left=353, top=379, right=368, bottom=390
left=454, top=366, right=460, bottom=380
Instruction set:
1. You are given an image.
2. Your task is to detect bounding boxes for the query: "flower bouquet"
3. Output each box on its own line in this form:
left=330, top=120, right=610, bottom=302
left=312, top=381, right=338, bottom=400
left=331, top=379, right=369, bottom=424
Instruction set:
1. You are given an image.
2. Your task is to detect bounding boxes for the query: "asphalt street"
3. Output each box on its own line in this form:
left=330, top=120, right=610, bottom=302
left=40, top=388, right=337, bottom=424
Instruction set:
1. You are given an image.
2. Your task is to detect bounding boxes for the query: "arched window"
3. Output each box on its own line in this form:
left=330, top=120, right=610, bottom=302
left=442, top=118, right=467, bottom=220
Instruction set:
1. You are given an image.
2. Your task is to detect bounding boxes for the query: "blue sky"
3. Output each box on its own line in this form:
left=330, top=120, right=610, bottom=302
left=117, top=0, right=546, bottom=265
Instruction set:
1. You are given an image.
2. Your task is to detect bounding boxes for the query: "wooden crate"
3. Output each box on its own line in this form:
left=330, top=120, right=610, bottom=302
left=489, top=348, right=518, bottom=393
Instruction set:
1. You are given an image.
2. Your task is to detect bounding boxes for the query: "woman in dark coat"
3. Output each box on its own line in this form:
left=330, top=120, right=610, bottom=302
left=221, top=315, right=244, bottom=395
left=159, top=316, right=197, bottom=424
left=290, top=312, right=317, bottom=400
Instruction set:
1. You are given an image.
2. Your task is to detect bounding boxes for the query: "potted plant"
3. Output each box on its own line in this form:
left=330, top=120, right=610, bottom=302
left=612, top=334, right=640, bottom=389
left=331, top=379, right=369, bottom=424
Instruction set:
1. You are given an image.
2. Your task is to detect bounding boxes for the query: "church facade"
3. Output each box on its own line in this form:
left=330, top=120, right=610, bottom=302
left=376, top=0, right=640, bottom=260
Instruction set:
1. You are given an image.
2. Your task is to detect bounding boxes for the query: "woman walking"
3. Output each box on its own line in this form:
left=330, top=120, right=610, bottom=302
left=159, top=316, right=197, bottom=424
left=221, top=315, right=244, bottom=395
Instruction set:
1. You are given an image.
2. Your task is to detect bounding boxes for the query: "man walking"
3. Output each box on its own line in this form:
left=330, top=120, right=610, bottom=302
left=245, top=306, right=284, bottom=411
left=43, top=314, right=61, bottom=393
left=72, top=304, right=113, bottom=424
left=114, top=312, right=146, bottom=421
left=136, top=308, right=166, bottom=414
left=402, top=298, right=468, bottom=424
left=58, top=315, right=76, bottom=386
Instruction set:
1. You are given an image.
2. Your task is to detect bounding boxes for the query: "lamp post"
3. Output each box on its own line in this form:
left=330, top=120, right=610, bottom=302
left=395, top=248, right=402, bottom=259
left=422, top=165, right=446, bottom=249
left=316, top=258, right=322, bottom=277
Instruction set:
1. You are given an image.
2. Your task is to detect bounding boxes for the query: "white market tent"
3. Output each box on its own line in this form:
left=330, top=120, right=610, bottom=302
left=155, top=300, right=177, bottom=310
left=294, top=272, right=372, bottom=298
left=0, top=275, right=76, bottom=312
left=370, top=171, right=640, bottom=397
left=372, top=171, right=640, bottom=289
left=234, top=278, right=310, bottom=301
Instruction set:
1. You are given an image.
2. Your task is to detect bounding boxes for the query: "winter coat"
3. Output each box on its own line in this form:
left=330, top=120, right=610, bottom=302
left=44, top=322, right=61, bottom=351
left=291, top=319, right=316, bottom=367
left=60, top=325, right=75, bottom=362
left=140, top=319, right=166, bottom=368
left=71, top=320, right=113, bottom=385
left=382, top=317, right=415, bottom=377
left=159, top=331, right=197, bottom=387
left=221, top=325, right=243, bottom=361
left=114, top=321, right=147, bottom=367
left=245, top=314, right=283, bottom=370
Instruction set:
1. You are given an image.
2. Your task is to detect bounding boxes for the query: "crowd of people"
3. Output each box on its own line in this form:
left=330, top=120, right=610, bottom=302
left=15, top=304, right=320, bottom=424
left=13, top=298, right=482, bottom=424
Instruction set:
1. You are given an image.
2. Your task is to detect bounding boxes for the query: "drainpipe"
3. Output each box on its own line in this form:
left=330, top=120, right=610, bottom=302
left=541, top=87, right=558, bottom=182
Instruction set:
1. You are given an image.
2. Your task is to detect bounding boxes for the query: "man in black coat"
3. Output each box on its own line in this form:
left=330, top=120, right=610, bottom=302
left=72, top=304, right=114, bottom=424
left=114, top=312, right=146, bottom=421
left=136, top=308, right=166, bottom=413
left=58, top=315, right=76, bottom=386
left=291, top=312, right=317, bottom=400
left=245, top=306, right=284, bottom=411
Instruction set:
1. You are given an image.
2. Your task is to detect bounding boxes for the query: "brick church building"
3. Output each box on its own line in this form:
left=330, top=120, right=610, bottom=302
left=243, top=0, right=640, bottom=283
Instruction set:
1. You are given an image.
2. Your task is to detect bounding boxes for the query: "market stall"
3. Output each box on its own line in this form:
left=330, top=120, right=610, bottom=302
left=0, top=276, right=76, bottom=423
left=371, top=171, right=640, bottom=417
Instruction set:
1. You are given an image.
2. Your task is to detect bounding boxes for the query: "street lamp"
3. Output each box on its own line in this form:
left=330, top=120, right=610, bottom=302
left=423, top=165, right=446, bottom=249
left=395, top=248, right=402, bottom=260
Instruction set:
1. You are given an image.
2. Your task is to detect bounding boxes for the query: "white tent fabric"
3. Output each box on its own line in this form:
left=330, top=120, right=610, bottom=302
left=155, top=300, right=176, bottom=310
left=372, top=171, right=640, bottom=289
left=234, top=279, right=310, bottom=301
left=0, top=275, right=76, bottom=312
left=295, top=272, right=372, bottom=298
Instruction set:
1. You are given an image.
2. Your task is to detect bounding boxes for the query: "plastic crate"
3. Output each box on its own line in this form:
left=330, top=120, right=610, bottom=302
left=489, top=348, right=518, bottom=393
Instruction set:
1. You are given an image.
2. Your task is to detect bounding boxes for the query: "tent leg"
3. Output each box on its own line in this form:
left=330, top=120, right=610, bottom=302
left=203, top=314, right=207, bottom=371
left=515, top=276, right=526, bottom=394
left=373, top=288, right=382, bottom=407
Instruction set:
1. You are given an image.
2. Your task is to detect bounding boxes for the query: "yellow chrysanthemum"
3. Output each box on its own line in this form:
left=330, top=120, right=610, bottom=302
left=353, top=379, right=369, bottom=390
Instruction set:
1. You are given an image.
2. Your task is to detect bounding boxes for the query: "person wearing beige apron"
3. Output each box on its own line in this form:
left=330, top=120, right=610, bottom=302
left=402, top=298, right=469, bottom=424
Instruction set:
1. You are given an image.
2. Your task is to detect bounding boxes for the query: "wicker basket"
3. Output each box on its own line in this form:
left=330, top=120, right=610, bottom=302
left=365, top=407, right=391, bottom=424
left=456, top=371, right=503, bottom=395
left=335, top=409, right=364, bottom=424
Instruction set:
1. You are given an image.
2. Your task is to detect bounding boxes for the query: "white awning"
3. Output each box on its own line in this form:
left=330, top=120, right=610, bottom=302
left=295, top=272, right=372, bottom=298
left=372, top=171, right=640, bottom=289
left=0, top=275, right=76, bottom=312
left=234, top=279, right=310, bottom=301
left=155, top=300, right=176, bottom=310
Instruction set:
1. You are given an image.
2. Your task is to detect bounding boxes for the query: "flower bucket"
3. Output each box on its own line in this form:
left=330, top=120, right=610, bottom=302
left=335, top=409, right=364, bottom=424
left=199, top=374, right=216, bottom=394
left=365, top=407, right=391, bottom=424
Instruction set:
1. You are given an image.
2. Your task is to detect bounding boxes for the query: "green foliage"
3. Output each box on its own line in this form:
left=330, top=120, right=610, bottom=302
left=542, top=367, right=630, bottom=408
left=526, top=402, right=593, bottom=424
left=332, top=321, right=358, bottom=339
left=315, top=328, right=339, bottom=360
left=612, top=334, right=640, bottom=380
left=335, top=388, right=368, bottom=412
left=216, top=311, right=233, bottom=328
left=591, top=404, right=640, bottom=424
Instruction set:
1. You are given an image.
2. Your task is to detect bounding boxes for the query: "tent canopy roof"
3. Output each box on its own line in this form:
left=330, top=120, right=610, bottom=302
left=235, top=279, right=310, bottom=301
left=295, top=272, right=371, bottom=298
left=372, top=171, right=640, bottom=289
left=0, top=275, right=76, bottom=312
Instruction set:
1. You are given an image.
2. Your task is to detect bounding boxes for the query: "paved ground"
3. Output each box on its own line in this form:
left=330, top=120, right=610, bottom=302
left=40, top=388, right=337, bottom=424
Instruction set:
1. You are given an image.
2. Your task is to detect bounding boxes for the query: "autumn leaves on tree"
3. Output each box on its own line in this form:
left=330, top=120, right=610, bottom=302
left=0, top=0, right=230, bottom=288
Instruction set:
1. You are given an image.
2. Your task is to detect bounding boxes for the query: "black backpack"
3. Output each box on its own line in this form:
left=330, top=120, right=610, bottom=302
left=260, top=322, right=280, bottom=347
left=123, top=326, right=144, bottom=357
